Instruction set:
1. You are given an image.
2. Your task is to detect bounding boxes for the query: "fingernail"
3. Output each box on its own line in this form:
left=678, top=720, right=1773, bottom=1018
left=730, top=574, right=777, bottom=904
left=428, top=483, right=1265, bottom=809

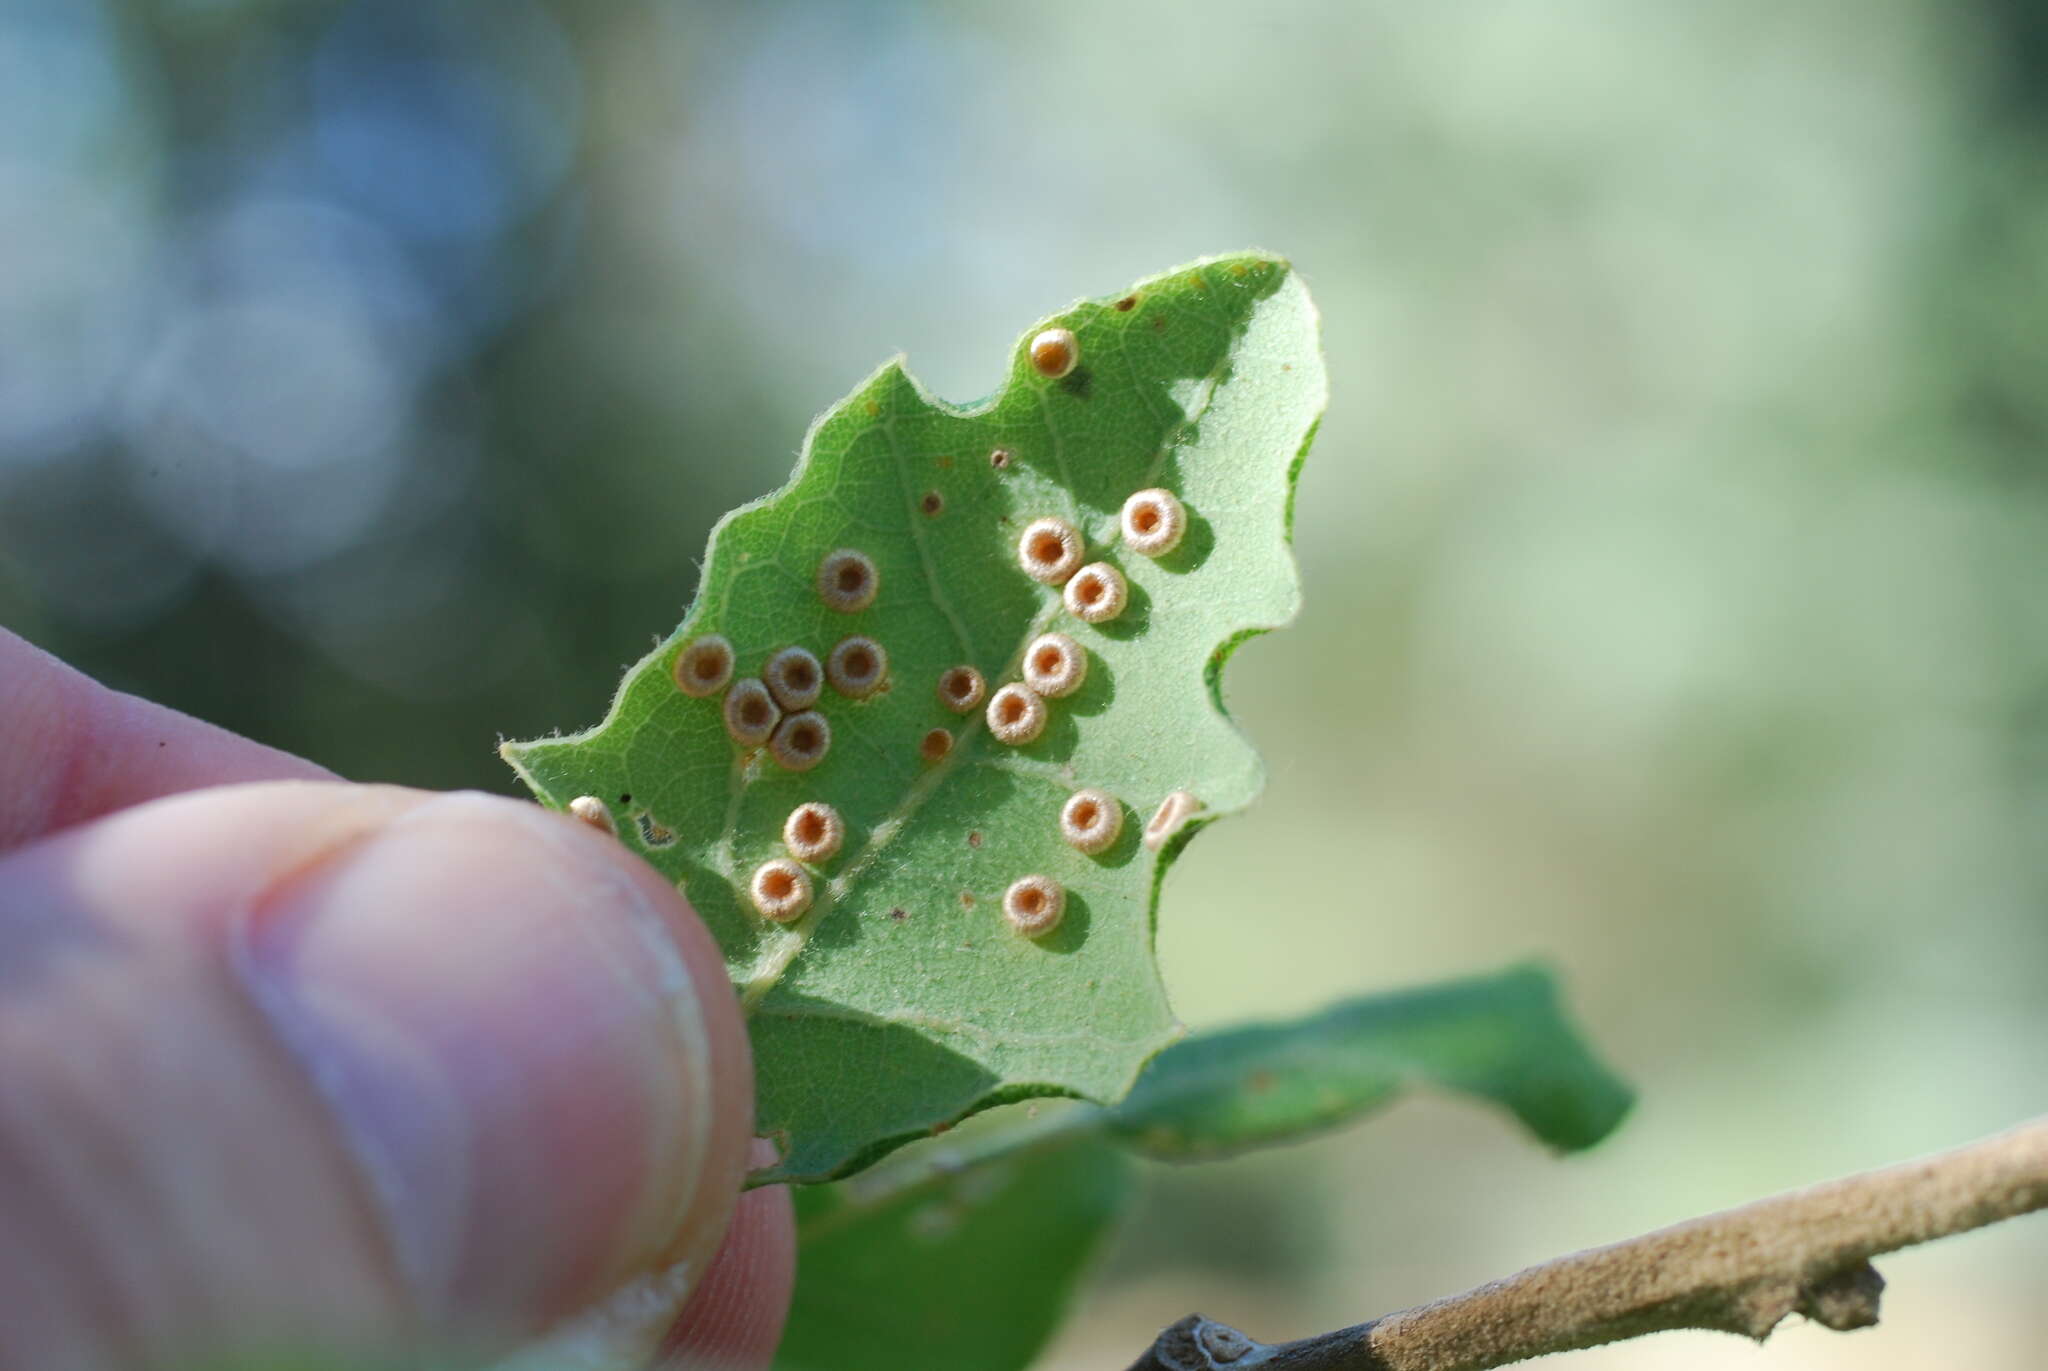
left=235, top=792, right=740, bottom=1334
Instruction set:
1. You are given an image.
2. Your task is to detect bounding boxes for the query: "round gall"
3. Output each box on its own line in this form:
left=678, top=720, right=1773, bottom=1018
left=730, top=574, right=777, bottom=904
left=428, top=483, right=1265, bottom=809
left=673, top=634, right=735, bottom=697
left=567, top=796, right=616, bottom=836
left=1063, top=562, right=1128, bottom=624
left=723, top=678, right=781, bottom=748
left=1029, top=327, right=1079, bottom=380
left=769, top=711, right=831, bottom=771
left=817, top=548, right=879, bottom=612
left=1003, top=875, right=1065, bottom=937
left=937, top=665, right=987, bottom=714
left=764, top=646, right=824, bottom=711
left=783, top=802, right=844, bottom=864
left=920, top=727, right=954, bottom=763
left=1023, top=632, right=1087, bottom=698
left=751, top=858, right=813, bottom=923
left=1121, top=488, right=1186, bottom=558
left=1018, top=517, right=1083, bottom=586
left=986, top=683, right=1047, bottom=746
left=1143, top=790, right=1203, bottom=852
left=1060, top=788, right=1122, bottom=856
left=827, top=635, right=888, bottom=698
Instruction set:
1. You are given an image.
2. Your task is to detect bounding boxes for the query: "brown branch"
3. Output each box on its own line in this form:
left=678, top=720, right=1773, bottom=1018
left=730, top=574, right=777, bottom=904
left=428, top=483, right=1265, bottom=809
left=1125, top=1116, right=2048, bottom=1371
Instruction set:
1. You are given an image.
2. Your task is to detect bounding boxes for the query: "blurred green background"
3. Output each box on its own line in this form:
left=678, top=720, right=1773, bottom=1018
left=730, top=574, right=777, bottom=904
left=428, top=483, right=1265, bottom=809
left=3, top=1, right=2044, bottom=1366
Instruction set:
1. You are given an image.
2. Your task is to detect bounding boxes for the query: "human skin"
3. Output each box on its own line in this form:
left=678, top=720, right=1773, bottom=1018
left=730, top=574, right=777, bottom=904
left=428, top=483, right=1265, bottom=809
left=0, top=626, right=793, bottom=1370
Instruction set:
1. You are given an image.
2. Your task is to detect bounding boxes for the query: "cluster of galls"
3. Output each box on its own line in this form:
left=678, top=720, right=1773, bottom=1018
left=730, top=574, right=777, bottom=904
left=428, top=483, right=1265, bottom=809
left=671, top=548, right=887, bottom=773
left=619, top=324, right=1210, bottom=942
left=990, top=485, right=1184, bottom=753
left=949, top=480, right=1194, bottom=937
left=746, top=800, right=844, bottom=923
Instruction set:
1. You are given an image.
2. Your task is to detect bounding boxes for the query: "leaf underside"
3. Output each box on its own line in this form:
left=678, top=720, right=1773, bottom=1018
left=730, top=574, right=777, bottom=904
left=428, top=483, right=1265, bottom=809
left=502, top=253, right=1327, bottom=1183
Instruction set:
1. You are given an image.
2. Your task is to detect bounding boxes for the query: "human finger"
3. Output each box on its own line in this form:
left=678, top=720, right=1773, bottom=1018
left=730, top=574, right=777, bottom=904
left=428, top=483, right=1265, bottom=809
left=0, top=781, right=756, bottom=1368
left=0, top=626, right=331, bottom=854
left=652, top=1142, right=796, bottom=1370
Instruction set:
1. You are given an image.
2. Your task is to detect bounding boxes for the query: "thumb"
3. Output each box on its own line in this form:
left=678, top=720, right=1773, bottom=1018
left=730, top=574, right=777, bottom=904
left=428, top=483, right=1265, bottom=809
left=0, top=781, right=753, bottom=1369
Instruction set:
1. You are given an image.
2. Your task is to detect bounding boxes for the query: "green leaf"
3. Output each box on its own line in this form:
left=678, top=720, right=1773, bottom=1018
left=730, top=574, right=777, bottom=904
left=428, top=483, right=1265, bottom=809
left=774, top=1134, right=1134, bottom=1371
left=501, top=253, right=1327, bottom=1182
left=772, top=967, right=1626, bottom=1370
left=1104, top=963, right=1635, bottom=1160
